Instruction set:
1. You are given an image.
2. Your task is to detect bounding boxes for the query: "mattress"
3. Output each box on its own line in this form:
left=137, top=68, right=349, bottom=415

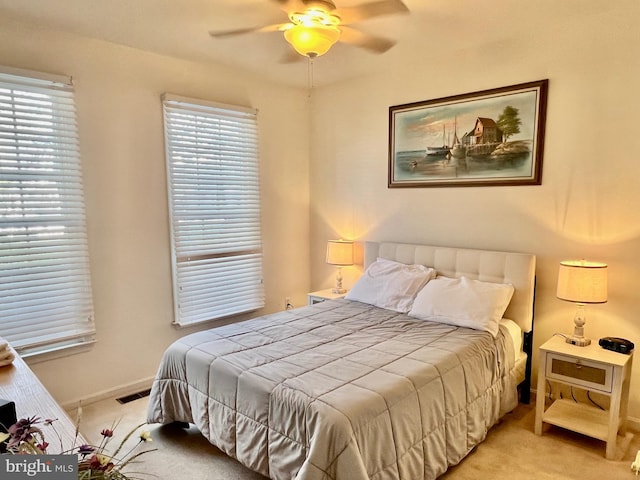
left=147, top=298, right=521, bottom=480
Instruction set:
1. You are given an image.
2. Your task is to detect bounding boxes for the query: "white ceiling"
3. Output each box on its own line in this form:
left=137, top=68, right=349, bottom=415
left=0, top=0, right=624, bottom=88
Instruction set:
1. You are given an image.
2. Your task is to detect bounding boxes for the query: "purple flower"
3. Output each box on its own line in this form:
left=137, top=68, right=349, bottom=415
left=7, top=417, right=41, bottom=448
left=77, top=444, right=95, bottom=456
left=9, top=416, right=40, bottom=434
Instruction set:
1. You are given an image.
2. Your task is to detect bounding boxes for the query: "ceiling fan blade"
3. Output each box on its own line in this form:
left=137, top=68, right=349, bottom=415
left=335, top=0, right=409, bottom=25
left=269, top=0, right=309, bottom=14
left=338, top=26, right=396, bottom=53
left=209, top=23, right=291, bottom=38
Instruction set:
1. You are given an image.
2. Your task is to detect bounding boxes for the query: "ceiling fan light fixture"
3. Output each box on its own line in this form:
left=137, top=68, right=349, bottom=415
left=284, top=24, right=341, bottom=58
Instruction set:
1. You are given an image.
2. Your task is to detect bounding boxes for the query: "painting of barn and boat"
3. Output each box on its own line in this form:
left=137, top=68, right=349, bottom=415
left=388, top=80, right=548, bottom=187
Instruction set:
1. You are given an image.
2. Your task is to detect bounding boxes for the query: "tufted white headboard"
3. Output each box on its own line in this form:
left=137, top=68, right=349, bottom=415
left=364, top=241, right=536, bottom=333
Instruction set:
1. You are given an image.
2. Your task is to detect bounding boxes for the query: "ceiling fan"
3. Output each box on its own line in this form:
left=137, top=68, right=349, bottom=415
left=209, top=0, right=409, bottom=59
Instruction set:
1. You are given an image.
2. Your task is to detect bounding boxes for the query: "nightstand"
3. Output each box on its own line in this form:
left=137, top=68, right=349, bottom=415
left=534, top=335, right=633, bottom=459
left=307, top=288, right=346, bottom=305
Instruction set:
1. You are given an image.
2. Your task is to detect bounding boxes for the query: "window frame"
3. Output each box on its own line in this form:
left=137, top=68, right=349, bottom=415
left=0, top=66, right=95, bottom=355
left=162, top=93, right=265, bottom=327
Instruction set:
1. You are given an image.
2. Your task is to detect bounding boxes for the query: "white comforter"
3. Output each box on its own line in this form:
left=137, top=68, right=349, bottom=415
left=147, top=298, right=517, bottom=480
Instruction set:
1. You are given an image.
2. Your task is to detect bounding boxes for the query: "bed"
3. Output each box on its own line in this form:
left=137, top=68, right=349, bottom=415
left=147, top=241, right=536, bottom=480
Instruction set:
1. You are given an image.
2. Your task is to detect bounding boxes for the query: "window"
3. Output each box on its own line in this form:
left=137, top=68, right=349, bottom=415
left=162, top=94, right=264, bottom=326
left=0, top=67, right=95, bottom=354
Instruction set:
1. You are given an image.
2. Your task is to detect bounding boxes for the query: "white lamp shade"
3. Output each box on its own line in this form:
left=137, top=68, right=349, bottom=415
left=556, top=260, right=608, bottom=304
left=326, top=240, right=354, bottom=266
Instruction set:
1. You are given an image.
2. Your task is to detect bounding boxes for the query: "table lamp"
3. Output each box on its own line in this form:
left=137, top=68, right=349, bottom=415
left=326, top=240, right=354, bottom=294
left=556, top=260, right=607, bottom=346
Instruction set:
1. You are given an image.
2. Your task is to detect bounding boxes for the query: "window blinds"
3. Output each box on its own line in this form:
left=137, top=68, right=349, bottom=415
left=163, top=94, right=264, bottom=326
left=0, top=68, right=95, bottom=354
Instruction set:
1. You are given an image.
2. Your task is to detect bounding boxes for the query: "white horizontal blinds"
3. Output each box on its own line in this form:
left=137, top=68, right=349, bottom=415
left=0, top=69, right=95, bottom=353
left=163, top=94, right=264, bottom=326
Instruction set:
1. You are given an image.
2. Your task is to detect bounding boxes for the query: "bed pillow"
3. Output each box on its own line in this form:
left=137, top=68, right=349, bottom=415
left=408, top=276, right=515, bottom=337
left=345, top=258, right=436, bottom=313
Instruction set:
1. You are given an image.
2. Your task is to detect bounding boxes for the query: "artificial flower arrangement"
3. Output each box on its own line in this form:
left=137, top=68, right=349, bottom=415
left=0, top=414, right=155, bottom=479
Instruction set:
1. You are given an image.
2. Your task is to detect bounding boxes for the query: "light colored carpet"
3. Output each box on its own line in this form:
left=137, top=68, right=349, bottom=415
left=70, top=397, right=639, bottom=479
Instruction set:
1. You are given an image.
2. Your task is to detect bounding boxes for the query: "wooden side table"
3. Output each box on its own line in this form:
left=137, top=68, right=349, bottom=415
left=307, top=288, right=346, bottom=305
left=534, top=335, right=633, bottom=459
left=0, top=349, right=85, bottom=451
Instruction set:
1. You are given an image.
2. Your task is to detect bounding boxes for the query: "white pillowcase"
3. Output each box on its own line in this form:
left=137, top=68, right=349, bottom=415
left=345, top=258, right=436, bottom=313
left=408, top=276, right=515, bottom=337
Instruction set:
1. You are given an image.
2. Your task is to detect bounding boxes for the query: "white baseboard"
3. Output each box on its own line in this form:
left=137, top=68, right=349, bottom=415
left=60, top=376, right=155, bottom=411
left=627, top=416, right=640, bottom=433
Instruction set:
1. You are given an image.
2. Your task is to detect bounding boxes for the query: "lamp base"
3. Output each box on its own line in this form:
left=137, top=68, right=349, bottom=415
left=565, top=335, right=591, bottom=347
left=332, top=287, right=346, bottom=294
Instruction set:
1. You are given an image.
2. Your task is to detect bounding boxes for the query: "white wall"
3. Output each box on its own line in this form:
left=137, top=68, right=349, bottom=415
left=309, top=4, right=640, bottom=416
left=0, top=18, right=311, bottom=405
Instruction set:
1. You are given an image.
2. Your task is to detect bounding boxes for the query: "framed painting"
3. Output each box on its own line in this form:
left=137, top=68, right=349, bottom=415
left=388, top=79, right=548, bottom=188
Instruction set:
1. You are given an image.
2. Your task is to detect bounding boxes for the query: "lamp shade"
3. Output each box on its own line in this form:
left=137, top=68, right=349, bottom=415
left=556, top=260, right=608, bottom=304
left=284, top=24, right=341, bottom=57
left=326, top=240, right=354, bottom=266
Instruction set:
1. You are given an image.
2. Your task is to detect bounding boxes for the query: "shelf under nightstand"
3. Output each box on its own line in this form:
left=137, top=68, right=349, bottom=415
left=542, top=398, right=614, bottom=441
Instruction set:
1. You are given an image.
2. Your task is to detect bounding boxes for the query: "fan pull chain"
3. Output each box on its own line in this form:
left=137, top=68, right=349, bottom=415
left=307, top=56, right=315, bottom=97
